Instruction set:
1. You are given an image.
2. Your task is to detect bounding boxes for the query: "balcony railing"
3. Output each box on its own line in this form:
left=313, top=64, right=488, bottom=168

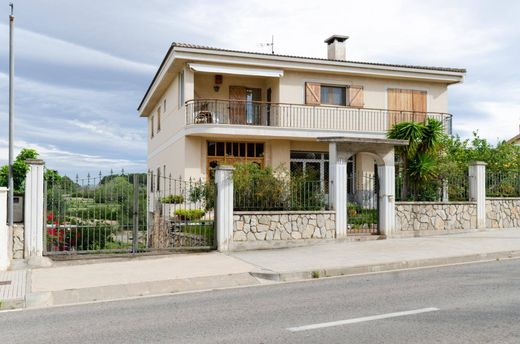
left=185, top=99, right=453, bottom=134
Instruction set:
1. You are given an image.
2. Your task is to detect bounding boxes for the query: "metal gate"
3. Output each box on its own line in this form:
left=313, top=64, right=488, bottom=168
left=44, top=170, right=216, bottom=256
left=347, top=171, right=380, bottom=235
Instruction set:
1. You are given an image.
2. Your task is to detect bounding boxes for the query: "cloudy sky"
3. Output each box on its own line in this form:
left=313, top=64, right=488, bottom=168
left=0, top=0, right=519, bottom=175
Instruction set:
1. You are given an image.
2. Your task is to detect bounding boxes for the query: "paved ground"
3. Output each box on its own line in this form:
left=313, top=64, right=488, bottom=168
left=4, top=228, right=520, bottom=308
left=2, top=258, right=520, bottom=343
left=231, top=229, right=520, bottom=273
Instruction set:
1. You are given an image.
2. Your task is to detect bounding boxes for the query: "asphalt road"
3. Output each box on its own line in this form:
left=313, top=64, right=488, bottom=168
left=2, top=259, right=520, bottom=344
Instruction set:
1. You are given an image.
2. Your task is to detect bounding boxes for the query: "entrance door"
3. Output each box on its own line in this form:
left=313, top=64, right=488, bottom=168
left=387, top=89, right=427, bottom=128
left=229, top=86, right=262, bottom=125
left=347, top=168, right=380, bottom=235
left=229, top=86, right=247, bottom=125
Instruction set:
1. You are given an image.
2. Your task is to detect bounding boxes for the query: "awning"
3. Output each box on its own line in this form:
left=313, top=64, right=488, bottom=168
left=188, top=63, right=283, bottom=78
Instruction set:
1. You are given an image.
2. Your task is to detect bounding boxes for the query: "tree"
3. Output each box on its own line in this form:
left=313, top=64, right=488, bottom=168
left=0, top=148, right=38, bottom=192
left=388, top=119, right=446, bottom=200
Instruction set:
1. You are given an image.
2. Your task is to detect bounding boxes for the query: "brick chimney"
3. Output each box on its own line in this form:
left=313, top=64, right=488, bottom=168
left=325, top=35, right=349, bottom=60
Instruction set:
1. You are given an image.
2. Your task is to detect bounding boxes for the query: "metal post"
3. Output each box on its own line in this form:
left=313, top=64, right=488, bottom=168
left=7, top=4, right=15, bottom=227
left=132, top=176, right=139, bottom=253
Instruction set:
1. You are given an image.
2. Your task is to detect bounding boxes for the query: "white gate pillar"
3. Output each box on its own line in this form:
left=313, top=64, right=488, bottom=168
left=0, top=187, right=9, bottom=271
left=24, top=159, right=45, bottom=258
left=469, top=161, right=486, bottom=229
left=215, top=165, right=234, bottom=252
left=329, top=143, right=348, bottom=238
left=378, top=164, right=396, bottom=237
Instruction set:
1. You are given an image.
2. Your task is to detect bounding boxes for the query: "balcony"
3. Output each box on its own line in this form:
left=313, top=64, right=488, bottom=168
left=185, top=99, right=452, bottom=135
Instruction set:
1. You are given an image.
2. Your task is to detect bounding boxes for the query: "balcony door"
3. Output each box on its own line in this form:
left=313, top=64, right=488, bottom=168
left=229, top=86, right=261, bottom=125
left=387, top=88, right=427, bottom=128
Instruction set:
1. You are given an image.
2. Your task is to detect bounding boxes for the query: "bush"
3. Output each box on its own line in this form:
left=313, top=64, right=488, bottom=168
left=189, top=183, right=215, bottom=210
left=161, top=194, right=184, bottom=204
left=175, top=209, right=205, bottom=221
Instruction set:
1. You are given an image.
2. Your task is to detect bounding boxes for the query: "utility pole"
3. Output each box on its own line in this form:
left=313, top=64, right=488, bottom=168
left=7, top=3, right=14, bottom=227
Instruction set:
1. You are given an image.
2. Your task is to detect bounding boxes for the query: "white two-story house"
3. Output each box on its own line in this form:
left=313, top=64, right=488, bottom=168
left=138, top=35, right=465, bottom=193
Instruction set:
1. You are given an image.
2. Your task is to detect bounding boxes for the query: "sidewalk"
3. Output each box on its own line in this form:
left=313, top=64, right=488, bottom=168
left=4, top=228, right=520, bottom=309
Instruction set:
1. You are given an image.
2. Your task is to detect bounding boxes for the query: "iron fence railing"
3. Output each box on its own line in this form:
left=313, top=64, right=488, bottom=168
left=486, top=171, right=520, bottom=197
left=44, top=170, right=148, bottom=255
left=234, top=180, right=328, bottom=211
left=150, top=174, right=216, bottom=250
left=394, top=168, right=469, bottom=202
left=186, top=99, right=453, bottom=134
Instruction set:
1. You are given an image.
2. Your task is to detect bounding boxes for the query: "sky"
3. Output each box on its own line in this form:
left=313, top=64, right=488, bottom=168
left=0, top=0, right=519, bottom=176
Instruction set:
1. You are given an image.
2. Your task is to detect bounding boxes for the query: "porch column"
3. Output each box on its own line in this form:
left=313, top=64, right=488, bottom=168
left=24, top=159, right=45, bottom=258
left=469, top=161, right=486, bottom=229
left=329, top=143, right=348, bottom=238
left=377, top=164, right=396, bottom=237
left=215, top=165, right=234, bottom=251
left=0, top=187, right=9, bottom=271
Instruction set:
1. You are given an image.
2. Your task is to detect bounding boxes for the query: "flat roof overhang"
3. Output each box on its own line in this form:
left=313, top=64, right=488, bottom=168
left=318, top=136, right=408, bottom=146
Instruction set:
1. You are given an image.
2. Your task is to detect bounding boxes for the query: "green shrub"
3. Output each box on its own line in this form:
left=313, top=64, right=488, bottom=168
left=175, top=209, right=205, bottom=221
left=161, top=194, right=184, bottom=204
left=189, top=183, right=215, bottom=210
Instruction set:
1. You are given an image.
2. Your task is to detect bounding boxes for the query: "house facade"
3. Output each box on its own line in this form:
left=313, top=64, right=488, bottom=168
left=138, top=36, right=465, bottom=191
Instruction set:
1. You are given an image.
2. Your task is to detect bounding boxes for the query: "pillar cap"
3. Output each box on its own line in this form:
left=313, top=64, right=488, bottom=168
left=469, top=161, right=487, bottom=166
left=25, top=159, right=45, bottom=165
left=0, top=187, right=8, bottom=192
left=215, top=165, right=235, bottom=171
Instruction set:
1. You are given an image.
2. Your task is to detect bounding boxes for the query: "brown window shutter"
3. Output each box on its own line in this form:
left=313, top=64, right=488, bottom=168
left=305, top=82, right=321, bottom=105
left=348, top=85, right=364, bottom=107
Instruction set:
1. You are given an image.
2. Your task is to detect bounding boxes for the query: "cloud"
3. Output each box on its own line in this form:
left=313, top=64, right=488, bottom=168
left=0, top=24, right=156, bottom=74
left=0, top=138, right=145, bottom=177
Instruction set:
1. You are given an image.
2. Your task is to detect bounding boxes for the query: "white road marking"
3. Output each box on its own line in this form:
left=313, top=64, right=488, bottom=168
left=287, top=307, right=439, bottom=332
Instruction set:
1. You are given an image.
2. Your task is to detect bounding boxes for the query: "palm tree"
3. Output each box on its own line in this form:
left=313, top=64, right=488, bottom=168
left=388, top=118, right=446, bottom=200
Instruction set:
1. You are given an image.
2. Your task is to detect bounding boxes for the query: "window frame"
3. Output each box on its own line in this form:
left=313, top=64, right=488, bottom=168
left=320, top=85, right=347, bottom=106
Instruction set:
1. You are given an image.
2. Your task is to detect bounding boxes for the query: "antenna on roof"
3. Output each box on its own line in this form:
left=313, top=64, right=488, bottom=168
left=259, top=35, right=274, bottom=54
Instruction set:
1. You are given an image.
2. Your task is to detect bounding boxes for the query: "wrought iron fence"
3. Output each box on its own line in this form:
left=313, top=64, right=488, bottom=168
left=149, top=173, right=215, bottom=250
left=486, top=171, right=520, bottom=197
left=186, top=99, right=453, bottom=134
left=347, top=172, right=379, bottom=235
left=234, top=179, right=328, bottom=211
left=44, top=170, right=148, bottom=255
left=394, top=168, right=468, bottom=202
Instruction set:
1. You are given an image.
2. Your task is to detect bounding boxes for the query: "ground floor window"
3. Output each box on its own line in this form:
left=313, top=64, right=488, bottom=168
left=206, top=141, right=265, bottom=179
left=290, top=151, right=355, bottom=194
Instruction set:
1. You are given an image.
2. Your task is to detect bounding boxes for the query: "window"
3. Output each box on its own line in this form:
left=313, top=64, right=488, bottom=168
left=157, top=107, right=161, bottom=132
left=206, top=141, right=265, bottom=179
left=156, top=167, right=160, bottom=192
left=150, top=115, right=154, bottom=138
left=178, top=71, right=185, bottom=108
left=320, top=86, right=346, bottom=106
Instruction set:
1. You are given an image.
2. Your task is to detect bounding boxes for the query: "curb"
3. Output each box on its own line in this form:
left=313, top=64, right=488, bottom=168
left=25, top=272, right=260, bottom=309
left=250, top=250, right=520, bottom=282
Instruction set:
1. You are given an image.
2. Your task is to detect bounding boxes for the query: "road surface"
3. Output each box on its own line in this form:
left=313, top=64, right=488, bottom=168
left=2, top=259, right=520, bottom=343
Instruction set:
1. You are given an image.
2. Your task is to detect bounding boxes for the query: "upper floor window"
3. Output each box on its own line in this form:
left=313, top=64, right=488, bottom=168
left=157, top=106, right=161, bottom=132
left=178, top=71, right=185, bottom=108
left=320, top=86, right=346, bottom=106
left=305, top=82, right=364, bottom=107
left=150, top=115, right=154, bottom=138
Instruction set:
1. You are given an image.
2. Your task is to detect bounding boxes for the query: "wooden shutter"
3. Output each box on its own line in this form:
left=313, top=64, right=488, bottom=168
left=229, top=86, right=247, bottom=125
left=305, top=82, right=321, bottom=105
left=387, top=88, right=428, bottom=127
left=348, top=85, right=364, bottom=107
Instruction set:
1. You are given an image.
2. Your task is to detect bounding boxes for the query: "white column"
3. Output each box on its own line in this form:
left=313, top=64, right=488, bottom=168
left=215, top=165, right=234, bottom=252
left=329, top=143, right=348, bottom=238
left=378, top=164, right=396, bottom=237
left=0, top=187, right=9, bottom=271
left=469, top=161, right=486, bottom=229
left=24, top=159, right=45, bottom=258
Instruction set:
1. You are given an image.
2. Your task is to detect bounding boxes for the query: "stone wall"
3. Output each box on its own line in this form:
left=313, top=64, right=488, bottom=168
left=233, top=211, right=336, bottom=242
left=12, top=224, right=24, bottom=259
left=486, top=198, right=520, bottom=228
left=395, top=202, right=477, bottom=232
